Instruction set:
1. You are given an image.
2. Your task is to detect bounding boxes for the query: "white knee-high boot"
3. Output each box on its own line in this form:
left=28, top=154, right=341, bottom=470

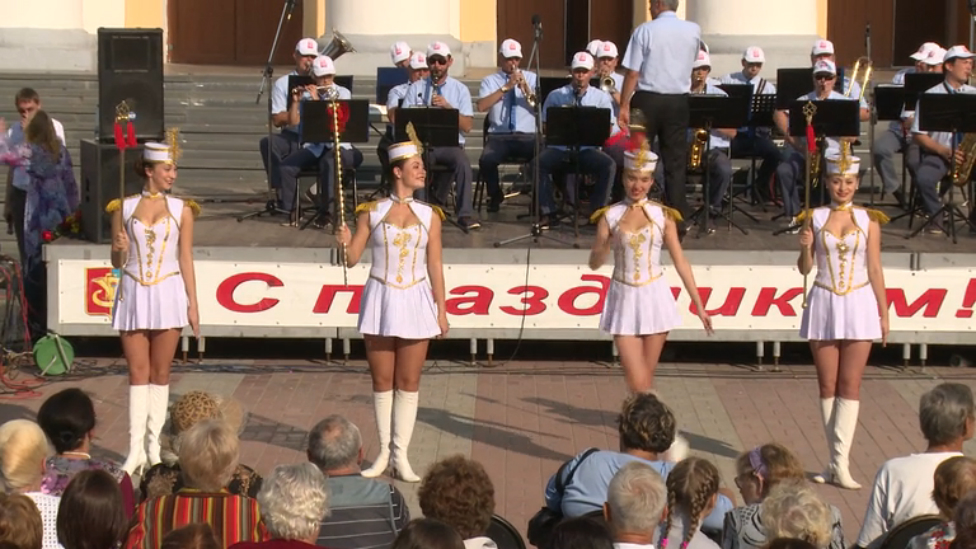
left=146, top=384, right=169, bottom=466
left=830, top=398, right=861, bottom=489
left=392, top=389, right=421, bottom=483
left=812, top=397, right=835, bottom=484
left=361, top=390, right=394, bottom=478
left=122, top=385, right=150, bottom=475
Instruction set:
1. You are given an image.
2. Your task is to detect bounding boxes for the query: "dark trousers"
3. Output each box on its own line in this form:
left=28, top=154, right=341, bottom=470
left=259, top=130, right=301, bottom=203
left=377, top=126, right=394, bottom=177
left=914, top=152, right=950, bottom=216
left=11, top=187, right=43, bottom=338
left=537, top=147, right=616, bottom=216
left=479, top=133, right=535, bottom=202
left=415, top=146, right=475, bottom=219
left=731, top=132, right=780, bottom=201
left=631, top=92, right=690, bottom=219
left=705, top=148, right=732, bottom=209
left=280, top=147, right=363, bottom=214
left=776, top=148, right=827, bottom=217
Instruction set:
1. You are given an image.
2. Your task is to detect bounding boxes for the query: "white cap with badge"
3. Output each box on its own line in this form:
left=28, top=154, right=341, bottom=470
left=427, top=41, right=451, bottom=58
left=598, top=41, right=618, bottom=59
left=813, top=59, right=837, bottom=76
left=571, top=52, right=594, bottom=71
left=311, top=55, right=336, bottom=77
left=945, top=45, right=976, bottom=62
left=586, top=40, right=603, bottom=57
left=910, top=42, right=939, bottom=61
left=693, top=50, right=711, bottom=69
left=923, top=47, right=947, bottom=66
left=500, top=38, right=522, bottom=58
left=743, top=46, right=765, bottom=64
left=390, top=41, right=411, bottom=64
left=409, top=52, right=428, bottom=70
left=811, top=39, right=835, bottom=56
left=296, top=38, right=319, bottom=56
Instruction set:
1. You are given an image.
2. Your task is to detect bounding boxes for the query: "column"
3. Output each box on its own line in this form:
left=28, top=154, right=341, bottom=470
left=325, top=0, right=463, bottom=76
left=0, top=0, right=92, bottom=70
left=686, top=0, right=820, bottom=77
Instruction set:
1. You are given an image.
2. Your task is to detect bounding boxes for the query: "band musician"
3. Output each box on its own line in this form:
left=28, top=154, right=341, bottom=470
left=873, top=43, right=944, bottom=208
left=280, top=55, right=363, bottom=227
left=773, top=59, right=866, bottom=231
left=689, top=51, right=735, bottom=220
left=595, top=41, right=624, bottom=117
left=810, top=39, right=869, bottom=112
left=476, top=38, right=538, bottom=212
left=401, top=41, right=480, bottom=231
left=259, top=38, right=319, bottom=212
left=377, top=42, right=417, bottom=178
left=537, top=52, right=616, bottom=227
left=720, top=46, right=779, bottom=203
left=379, top=51, right=427, bottom=179
left=911, top=45, right=976, bottom=234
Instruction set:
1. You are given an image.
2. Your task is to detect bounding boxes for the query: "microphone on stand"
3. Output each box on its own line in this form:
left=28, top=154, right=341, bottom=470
left=285, top=0, right=297, bottom=21
left=532, top=14, right=543, bottom=41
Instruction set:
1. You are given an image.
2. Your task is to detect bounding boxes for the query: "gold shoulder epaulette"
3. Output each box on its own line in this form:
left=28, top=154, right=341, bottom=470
left=795, top=209, right=812, bottom=225
left=185, top=199, right=201, bottom=218
left=105, top=199, right=121, bottom=214
left=650, top=201, right=683, bottom=223
left=355, top=201, right=378, bottom=215
left=863, top=207, right=890, bottom=225
left=430, top=204, right=446, bottom=221
left=589, top=205, right=612, bottom=224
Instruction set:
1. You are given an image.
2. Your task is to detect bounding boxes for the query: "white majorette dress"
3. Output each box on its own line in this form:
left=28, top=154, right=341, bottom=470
left=799, top=151, right=887, bottom=341
left=356, top=196, right=443, bottom=339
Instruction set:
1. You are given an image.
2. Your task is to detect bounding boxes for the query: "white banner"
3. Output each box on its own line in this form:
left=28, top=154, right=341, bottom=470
left=57, top=260, right=976, bottom=333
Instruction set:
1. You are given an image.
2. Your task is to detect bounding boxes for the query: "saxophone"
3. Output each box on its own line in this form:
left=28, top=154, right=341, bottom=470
left=954, top=133, right=976, bottom=186
left=688, top=81, right=708, bottom=171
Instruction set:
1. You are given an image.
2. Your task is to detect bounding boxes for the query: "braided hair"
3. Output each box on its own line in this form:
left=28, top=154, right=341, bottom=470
left=659, top=457, right=720, bottom=549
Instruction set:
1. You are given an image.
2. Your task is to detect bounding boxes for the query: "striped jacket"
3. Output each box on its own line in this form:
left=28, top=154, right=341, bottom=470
left=126, top=489, right=269, bottom=549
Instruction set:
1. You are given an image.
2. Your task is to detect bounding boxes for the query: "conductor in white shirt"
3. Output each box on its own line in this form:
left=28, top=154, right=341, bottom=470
left=619, top=0, right=701, bottom=234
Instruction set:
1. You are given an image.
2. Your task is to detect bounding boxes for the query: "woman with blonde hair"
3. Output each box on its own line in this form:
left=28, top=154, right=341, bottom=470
left=0, top=420, right=60, bottom=549
left=761, top=481, right=834, bottom=549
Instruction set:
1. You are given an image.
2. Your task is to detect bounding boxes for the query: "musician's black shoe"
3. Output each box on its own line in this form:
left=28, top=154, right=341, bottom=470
left=892, top=189, right=908, bottom=210
left=487, top=195, right=502, bottom=213
left=459, top=217, right=481, bottom=230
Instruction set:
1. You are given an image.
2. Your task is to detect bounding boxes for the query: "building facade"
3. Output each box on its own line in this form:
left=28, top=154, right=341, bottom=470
left=0, top=0, right=970, bottom=75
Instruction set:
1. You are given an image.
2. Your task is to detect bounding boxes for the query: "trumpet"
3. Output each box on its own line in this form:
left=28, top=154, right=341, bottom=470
left=600, top=73, right=617, bottom=95
left=515, top=70, right=537, bottom=109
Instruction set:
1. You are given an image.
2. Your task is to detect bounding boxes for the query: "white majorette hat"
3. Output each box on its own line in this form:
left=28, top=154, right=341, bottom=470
left=623, top=144, right=659, bottom=173
left=388, top=138, right=421, bottom=163
left=825, top=148, right=859, bottom=176
left=143, top=128, right=181, bottom=165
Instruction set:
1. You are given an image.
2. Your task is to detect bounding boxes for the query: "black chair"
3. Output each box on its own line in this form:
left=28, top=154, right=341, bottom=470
left=473, top=117, right=534, bottom=213
left=877, top=514, right=943, bottom=549
left=487, top=514, right=526, bottom=549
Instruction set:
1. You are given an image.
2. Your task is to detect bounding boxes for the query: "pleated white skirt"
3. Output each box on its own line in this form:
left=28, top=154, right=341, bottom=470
left=112, top=274, right=188, bottom=332
left=800, top=284, right=882, bottom=341
left=358, top=277, right=441, bottom=339
left=600, top=278, right=681, bottom=336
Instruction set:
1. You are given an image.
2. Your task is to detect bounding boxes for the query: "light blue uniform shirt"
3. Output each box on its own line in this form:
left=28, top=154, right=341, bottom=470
left=385, top=81, right=411, bottom=132
left=621, top=11, right=701, bottom=94
left=892, top=67, right=916, bottom=86
left=719, top=72, right=777, bottom=95
left=401, top=76, right=474, bottom=146
left=542, top=84, right=618, bottom=151
left=543, top=450, right=733, bottom=532
left=480, top=70, right=538, bottom=134
left=300, top=85, right=353, bottom=157
left=911, top=81, right=976, bottom=149
left=272, top=70, right=301, bottom=133
left=789, top=90, right=856, bottom=153
left=690, top=82, right=732, bottom=150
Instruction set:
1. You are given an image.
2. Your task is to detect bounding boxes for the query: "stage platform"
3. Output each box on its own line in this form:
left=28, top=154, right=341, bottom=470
left=45, top=184, right=976, bottom=354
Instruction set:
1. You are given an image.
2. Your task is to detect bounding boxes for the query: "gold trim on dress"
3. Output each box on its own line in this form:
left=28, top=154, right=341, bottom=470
left=813, top=280, right=869, bottom=295
left=369, top=274, right=427, bottom=289
left=820, top=228, right=861, bottom=295
left=122, top=270, right=181, bottom=286
left=611, top=272, right=663, bottom=287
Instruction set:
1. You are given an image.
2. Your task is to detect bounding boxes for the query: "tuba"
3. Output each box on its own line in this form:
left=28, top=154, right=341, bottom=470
left=954, top=134, right=976, bottom=186
left=321, top=29, right=355, bottom=61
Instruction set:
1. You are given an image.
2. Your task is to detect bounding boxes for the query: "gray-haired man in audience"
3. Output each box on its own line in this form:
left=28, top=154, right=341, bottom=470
left=603, top=461, right=667, bottom=548
left=307, top=415, right=410, bottom=549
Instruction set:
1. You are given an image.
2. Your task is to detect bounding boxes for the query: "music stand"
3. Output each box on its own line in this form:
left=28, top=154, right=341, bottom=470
left=686, top=94, right=750, bottom=236
left=874, top=85, right=912, bottom=208
left=776, top=69, right=815, bottom=110
left=908, top=93, right=976, bottom=243
left=394, top=107, right=468, bottom=233
left=296, top=99, right=370, bottom=230
left=718, top=84, right=752, bottom=100
left=904, top=73, right=944, bottom=110
left=774, top=99, right=861, bottom=235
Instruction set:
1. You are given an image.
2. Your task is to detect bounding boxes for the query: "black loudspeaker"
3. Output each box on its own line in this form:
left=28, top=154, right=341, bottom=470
left=80, top=139, right=145, bottom=244
left=97, top=28, right=164, bottom=142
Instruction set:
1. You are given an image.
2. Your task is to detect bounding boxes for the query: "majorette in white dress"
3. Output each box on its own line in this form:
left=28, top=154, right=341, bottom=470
left=799, top=151, right=886, bottom=341
left=356, top=196, right=443, bottom=339
left=106, top=140, right=198, bottom=332
left=592, top=147, right=683, bottom=336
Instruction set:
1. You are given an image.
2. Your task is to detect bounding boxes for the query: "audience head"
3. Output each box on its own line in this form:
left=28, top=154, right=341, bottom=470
left=162, top=391, right=244, bottom=466
left=24, top=110, right=60, bottom=157
left=177, top=419, right=240, bottom=492
left=418, top=455, right=495, bottom=540
left=161, top=524, right=221, bottom=549
left=56, top=470, right=127, bottom=549
left=545, top=516, right=615, bottom=549
left=763, top=539, right=820, bottom=549
left=951, top=492, right=976, bottom=549
left=0, top=420, right=52, bottom=493
left=0, top=493, right=41, bottom=549
left=257, top=463, right=330, bottom=542
left=14, top=88, right=40, bottom=126
left=760, top=480, right=832, bottom=549
left=37, top=388, right=96, bottom=455
left=307, top=415, right=362, bottom=473
left=661, top=457, right=720, bottom=549
left=603, top=461, right=667, bottom=540
left=734, top=443, right=805, bottom=504
left=933, top=456, right=976, bottom=517
left=391, top=519, right=465, bottom=549
left=919, top=383, right=975, bottom=449
left=617, top=393, right=676, bottom=455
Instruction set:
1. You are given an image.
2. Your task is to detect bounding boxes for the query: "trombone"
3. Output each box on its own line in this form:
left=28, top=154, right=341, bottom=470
left=845, top=56, right=873, bottom=101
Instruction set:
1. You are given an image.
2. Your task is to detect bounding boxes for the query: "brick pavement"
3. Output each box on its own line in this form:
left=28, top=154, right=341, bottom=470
left=3, top=360, right=975, bottom=546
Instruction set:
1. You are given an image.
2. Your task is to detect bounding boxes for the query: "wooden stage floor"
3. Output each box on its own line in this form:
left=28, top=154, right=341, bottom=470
left=181, top=190, right=974, bottom=254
